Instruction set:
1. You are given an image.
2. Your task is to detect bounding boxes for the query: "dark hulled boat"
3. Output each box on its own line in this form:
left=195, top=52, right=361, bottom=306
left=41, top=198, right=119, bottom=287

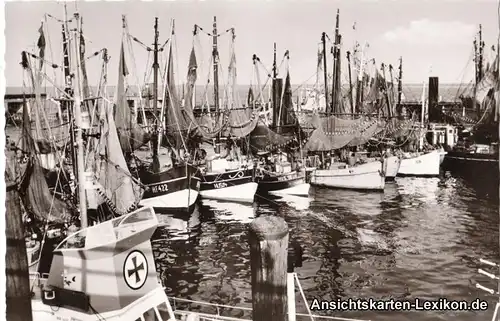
left=250, top=48, right=310, bottom=196
left=138, top=163, right=200, bottom=212
left=184, top=18, right=260, bottom=203
left=442, top=25, right=499, bottom=190
left=124, top=18, right=199, bottom=212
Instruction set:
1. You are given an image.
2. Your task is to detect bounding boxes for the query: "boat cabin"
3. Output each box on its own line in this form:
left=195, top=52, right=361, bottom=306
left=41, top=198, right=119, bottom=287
left=29, top=207, right=178, bottom=321
left=426, top=123, right=458, bottom=149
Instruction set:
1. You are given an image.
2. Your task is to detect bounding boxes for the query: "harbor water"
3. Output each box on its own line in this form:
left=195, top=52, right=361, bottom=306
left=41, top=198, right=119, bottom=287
left=6, top=126, right=499, bottom=320
left=152, top=177, right=499, bottom=321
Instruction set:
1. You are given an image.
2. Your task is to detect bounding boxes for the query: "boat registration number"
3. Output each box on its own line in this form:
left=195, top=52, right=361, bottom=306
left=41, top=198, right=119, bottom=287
left=213, top=182, right=228, bottom=189
left=151, top=183, right=168, bottom=194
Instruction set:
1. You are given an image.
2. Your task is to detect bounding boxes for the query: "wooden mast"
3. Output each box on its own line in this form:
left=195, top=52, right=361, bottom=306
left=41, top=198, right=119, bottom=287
left=272, top=42, right=278, bottom=129
left=212, top=16, right=221, bottom=155
left=397, top=57, right=403, bottom=117
left=151, top=17, right=160, bottom=172
left=73, top=13, right=87, bottom=228
left=331, top=9, right=339, bottom=114
left=346, top=50, right=354, bottom=114
left=381, top=63, right=391, bottom=118
left=62, top=3, right=78, bottom=184
left=388, top=64, right=396, bottom=117
left=321, top=32, right=329, bottom=117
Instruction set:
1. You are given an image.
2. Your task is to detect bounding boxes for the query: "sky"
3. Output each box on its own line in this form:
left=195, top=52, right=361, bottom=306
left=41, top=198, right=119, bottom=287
left=3, top=0, right=500, bottom=88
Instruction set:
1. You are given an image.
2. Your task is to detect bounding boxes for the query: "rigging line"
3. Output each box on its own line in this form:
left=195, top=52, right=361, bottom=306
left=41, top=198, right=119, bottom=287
left=127, top=33, right=150, bottom=51
left=25, top=51, right=62, bottom=71
left=45, top=12, right=73, bottom=24
left=30, top=68, right=68, bottom=162
left=158, top=36, right=171, bottom=149
left=173, top=25, right=182, bottom=102
left=43, top=15, right=58, bottom=90
left=454, top=46, right=476, bottom=99
left=124, top=21, right=149, bottom=129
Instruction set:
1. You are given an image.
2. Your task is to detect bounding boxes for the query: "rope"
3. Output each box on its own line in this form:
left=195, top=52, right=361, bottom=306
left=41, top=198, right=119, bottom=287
left=124, top=17, right=149, bottom=128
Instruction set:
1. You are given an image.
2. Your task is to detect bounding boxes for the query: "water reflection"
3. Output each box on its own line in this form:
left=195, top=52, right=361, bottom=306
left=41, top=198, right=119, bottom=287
left=200, top=200, right=256, bottom=224
left=153, top=206, right=203, bottom=299
left=151, top=177, right=499, bottom=321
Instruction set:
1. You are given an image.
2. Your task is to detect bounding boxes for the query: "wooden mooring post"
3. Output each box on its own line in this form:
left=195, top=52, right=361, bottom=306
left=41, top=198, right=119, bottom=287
left=5, top=174, right=33, bottom=321
left=249, top=215, right=289, bottom=321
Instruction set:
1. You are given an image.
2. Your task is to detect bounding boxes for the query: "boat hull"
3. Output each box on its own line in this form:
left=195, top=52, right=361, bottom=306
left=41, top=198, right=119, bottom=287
left=310, top=161, right=385, bottom=191
left=384, top=156, right=401, bottom=181
left=398, top=150, right=443, bottom=177
left=256, top=171, right=309, bottom=195
left=139, top=164, right=200, bottom=212
left=199, top=168, right=257, bottom=203
left=268, top=182, right=310, bottom=196
left=442, top=150, right=499, bottom=183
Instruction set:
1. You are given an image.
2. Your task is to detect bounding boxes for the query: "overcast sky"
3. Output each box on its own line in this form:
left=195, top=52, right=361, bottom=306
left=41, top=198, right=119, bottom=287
left=4, top=0, right=499, bottom=88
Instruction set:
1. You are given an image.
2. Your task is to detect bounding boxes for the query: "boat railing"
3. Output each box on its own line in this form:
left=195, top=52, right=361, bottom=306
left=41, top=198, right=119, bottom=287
left=475, top=258, right=500, bottom=321
left=170, top=297, right=367, bottom=321
left=54, top=206, right=158, bottom=250
left=166, top=273, right=370, bottom=321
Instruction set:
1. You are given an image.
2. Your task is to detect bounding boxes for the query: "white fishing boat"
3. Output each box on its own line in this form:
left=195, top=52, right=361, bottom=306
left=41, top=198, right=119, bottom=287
left=310, top=159, right=385, bottom=191
left=398, top=149, right=443, bottom=177
left=384, top=155, right=402, bottom=181
left=199, top=157, right=258, bottom=203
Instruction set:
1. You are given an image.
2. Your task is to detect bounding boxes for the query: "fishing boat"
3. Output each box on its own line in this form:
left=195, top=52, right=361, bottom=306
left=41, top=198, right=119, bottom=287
left=17, top=6, right=146, bottom=279
left=398, top=149, right=443, bottom=177
left=392, top=73, right=445, bottom=177
left=299, top=26, right=386, bottom=191
left=182, top=18, right=260, bottom=203
left=309, top=150, right=386, bottom=191
left=249, top=47, right=310, bottom=196
left=441, top=25, right=499, bottom=184
left=382, top=153, right=401, bottom=181
left=121, top=17, right=200, bottom=212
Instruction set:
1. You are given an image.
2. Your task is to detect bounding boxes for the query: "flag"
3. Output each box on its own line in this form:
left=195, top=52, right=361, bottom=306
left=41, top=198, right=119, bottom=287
left=37, top=23, right=45, bottom=69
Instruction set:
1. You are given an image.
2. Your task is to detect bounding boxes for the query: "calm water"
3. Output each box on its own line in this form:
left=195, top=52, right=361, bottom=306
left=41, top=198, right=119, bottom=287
left=152, top=177, right=499, bottom=321
left=7, top=125, right=499, bottom=320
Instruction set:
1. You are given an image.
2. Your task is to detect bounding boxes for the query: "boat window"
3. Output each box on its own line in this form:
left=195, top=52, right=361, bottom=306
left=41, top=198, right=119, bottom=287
left=157, top=302, right=168, bottom=311
left=143, top=308, right=160, bottom=321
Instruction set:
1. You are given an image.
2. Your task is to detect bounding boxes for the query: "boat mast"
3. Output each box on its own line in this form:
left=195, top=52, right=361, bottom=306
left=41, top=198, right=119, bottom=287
left=72, top=13, right=87, bottom=228
left=61, top=3, right=78, bottom=179
left=346, top=50, right=354, bottom=114
left=152, top=17, right=160, bottom=170
left=381, top=63, right=391, bottom=118
left=272, top=42, right=277, bottom=129
left=212, top=16, right=221, bottom=155
left=355, top=43, right=366, bottom=114
left=397, top=57, right=403, bottom=117
left=331, top=9, right=339, bottom=115
left=388, top=64, right=396, bottom=118
left=321, top=32, right=329, bottom=117
left=478, top=24, right=485, bottom=117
